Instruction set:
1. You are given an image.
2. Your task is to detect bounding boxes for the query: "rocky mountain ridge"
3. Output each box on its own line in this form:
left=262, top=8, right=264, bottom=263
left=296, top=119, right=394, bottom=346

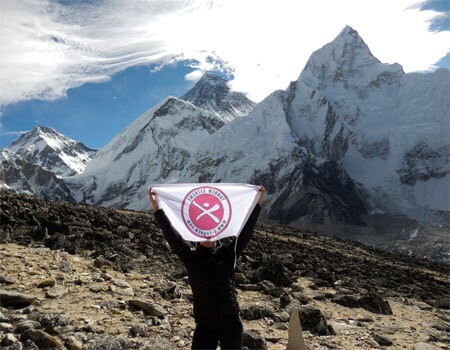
left=181, top=72, right=256, bottom=122
left=0, top=190, right=449, bottom=349
left=1, top=26, right=448, bottom=264
left=7, top=126, right=96, bottom=177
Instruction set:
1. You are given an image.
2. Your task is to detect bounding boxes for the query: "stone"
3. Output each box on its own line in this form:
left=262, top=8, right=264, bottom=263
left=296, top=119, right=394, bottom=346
left=234, top=272, right=249, bottom=285
left=332, top=294, right=360, bottom=308
left=241, top=306, right=274, bottom=320
left=373, top=332, right=393, bottom=346
left=243, top=329, right=267, bottom=350
left=45, top=286, right=69, bottom=299
left=298, top=305, right=334, bottom=336
left=413, top=342, right=442, bottom=350
left=0, top=290, right=36, bottom=308
left=161, top=283, right=182, bottom=300
left=112, top=278, right=130, bottom=288
left=358, top=293, right=393, bottom=315
left=129, top=324, right=149, bottom=337
left=0, top=322, right=14, bottom=332
left=291, top=292, right=309, bottom=305
left=39, top=312, right=71, bottom=327
left=280, top=293, right=291, bottom=309
left=1, top=333, right=20, bottom=347
left=258, top=280, right=283, bottom=297
left=20, top=329, right=65, bottom=349
left=435, top=297, right=450, bottom=309
left=140, top=337, right=177, bottom=349
left=128, top=300, right=167, bottom=317
left=37, top=278, right=56, bottom=288
left=15, top=320, right=41, bottom=333
left=0, top=275, right=15, bottom=285
left=0, top=310, right=10, bottom=322
left=65, top=336, right=83, bottom=350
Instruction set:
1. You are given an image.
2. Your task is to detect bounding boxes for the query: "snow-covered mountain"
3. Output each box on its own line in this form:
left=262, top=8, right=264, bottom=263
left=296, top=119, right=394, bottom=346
left=181, top=73, right=256, bottom=121
left=4, top=26, right=448, bottom=233
left=65, top=26, right=449, bottom=229
left=7, top=126, right=96, bottom=177
left=0, top=149, right=75, bottom=201
left=281, top=26, right=449, bottom=223
left=66, top=97, right=226, bottom=208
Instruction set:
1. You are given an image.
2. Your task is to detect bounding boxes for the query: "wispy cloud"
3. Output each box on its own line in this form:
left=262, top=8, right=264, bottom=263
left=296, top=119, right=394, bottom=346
left=2, top=130, right=28, bottom=137
left=0, top=0, right=448, bottom=105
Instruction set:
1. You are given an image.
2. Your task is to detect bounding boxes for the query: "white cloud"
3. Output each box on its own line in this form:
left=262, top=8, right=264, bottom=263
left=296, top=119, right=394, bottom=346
left=185, top=69, right=205, bottom=82
left=0, top=0, right=448, bottom=106
left=2, top=130, right=28, bottom=137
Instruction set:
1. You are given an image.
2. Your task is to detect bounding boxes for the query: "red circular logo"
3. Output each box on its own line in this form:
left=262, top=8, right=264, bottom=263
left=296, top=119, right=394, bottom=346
left=181, top=186, right=232, bottom=239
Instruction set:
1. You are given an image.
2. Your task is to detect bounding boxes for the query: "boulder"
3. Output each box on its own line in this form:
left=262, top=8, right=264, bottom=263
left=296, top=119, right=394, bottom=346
left=0, top=290, right=36, bottom=308
left=243, top=330, right=267, bottom=350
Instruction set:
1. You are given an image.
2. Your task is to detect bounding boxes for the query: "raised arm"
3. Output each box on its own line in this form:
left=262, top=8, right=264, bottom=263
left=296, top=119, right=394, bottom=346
left=149, top=188, right=190, bottom=264
left=235, top=186, right=265, bottom=257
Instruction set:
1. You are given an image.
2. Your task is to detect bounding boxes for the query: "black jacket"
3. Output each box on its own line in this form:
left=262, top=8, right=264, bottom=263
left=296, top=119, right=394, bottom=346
left=154, top=205, right=261, bottom=325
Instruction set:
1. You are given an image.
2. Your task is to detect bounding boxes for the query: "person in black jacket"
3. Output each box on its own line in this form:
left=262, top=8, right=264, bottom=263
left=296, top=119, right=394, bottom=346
left=149, top=186, right=265, bottom=350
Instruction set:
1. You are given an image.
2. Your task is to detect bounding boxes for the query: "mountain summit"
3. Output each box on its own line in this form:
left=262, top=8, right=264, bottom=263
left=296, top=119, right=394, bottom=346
left=7, top=126, right=96, bottom=177
left=181, top=73, right=255, bottom=121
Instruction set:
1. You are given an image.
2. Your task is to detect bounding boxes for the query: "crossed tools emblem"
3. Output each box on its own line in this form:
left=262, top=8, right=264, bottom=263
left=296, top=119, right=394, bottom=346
left=192, top=200, right=220, bottom=224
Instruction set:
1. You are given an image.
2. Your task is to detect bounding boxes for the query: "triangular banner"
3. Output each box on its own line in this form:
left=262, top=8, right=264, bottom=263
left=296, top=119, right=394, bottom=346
left=287, top=309, right=307, bottom=350
left=150, top=183, right=260, bottom=242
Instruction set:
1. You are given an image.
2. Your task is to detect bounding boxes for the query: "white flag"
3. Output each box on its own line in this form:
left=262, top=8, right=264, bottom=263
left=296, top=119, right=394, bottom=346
left=150, top=183, right=260, bottom=242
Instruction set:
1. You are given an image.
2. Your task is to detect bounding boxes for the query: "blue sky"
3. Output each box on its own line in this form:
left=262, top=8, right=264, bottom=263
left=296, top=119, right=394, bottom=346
left=0, top=0, right=448, bottom=149
left=0, top=62, right=197, bottom=149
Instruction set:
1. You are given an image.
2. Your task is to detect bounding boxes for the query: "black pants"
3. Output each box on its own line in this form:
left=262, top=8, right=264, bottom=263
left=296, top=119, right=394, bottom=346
left=192, top=318, right=243, bottom=350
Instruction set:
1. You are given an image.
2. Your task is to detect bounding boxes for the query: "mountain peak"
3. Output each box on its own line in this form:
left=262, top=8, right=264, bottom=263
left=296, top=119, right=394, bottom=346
left=299, top=25, right=403, bottom=89
left=181, top=72, right=255, bottom=122
left=7, top=126, right=96, bottom=177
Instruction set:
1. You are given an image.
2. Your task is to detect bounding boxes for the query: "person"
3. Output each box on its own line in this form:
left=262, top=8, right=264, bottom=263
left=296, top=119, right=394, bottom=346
left=149, top=186, right=265, bottom=350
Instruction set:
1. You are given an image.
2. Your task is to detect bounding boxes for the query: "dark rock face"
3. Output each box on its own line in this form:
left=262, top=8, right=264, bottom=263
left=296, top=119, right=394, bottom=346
left=1, top=156, right=75, bottom=202
left=253, top=151, right=368, bottom=227
left=397, top=142, right=449, bottom=185
left=181, top=73, right=255, bottom=120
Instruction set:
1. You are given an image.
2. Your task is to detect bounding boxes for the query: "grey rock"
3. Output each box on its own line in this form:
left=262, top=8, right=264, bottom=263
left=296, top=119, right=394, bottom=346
left=84, top=335, right=135, bottom=349
left=128, top=300, right=167, bottom=317
left=1, top=333, right=20, bottom=347
left=413, top=342, right=442, bottom=350
left=39, top=313, right=71, bottom=328
left=0, top=275, right=15, bottom=285
left=0, top=310, right=10, bottom=322
left=15, top=320, right=41, bottom=333
left=298, top=305, right=334, bottom=336
left=332, top=294, right=360, bottom=308
left=0, top=322, right=14, bottom=332
left=243, top=329, right=267, bottom=350
left=258, top=280, right=283, bottom=297
left=373, top=332, right=393, bottom=346
left=45, top=286, right=68, bottom=299
left=129, top=324, right=149, bottom=337
left=0, top=290, right=36, bottom=308
left=359, top=293, right=392, bottom=315
left=64, top=336, right=83, bottom=350
left=140, top=337, right=177, bottom=350
left=241, top=305, right=274, bottom=320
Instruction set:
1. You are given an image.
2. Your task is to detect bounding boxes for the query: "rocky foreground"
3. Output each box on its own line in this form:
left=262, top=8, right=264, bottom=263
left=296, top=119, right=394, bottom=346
left=0, top=190, right=449, bottom=349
